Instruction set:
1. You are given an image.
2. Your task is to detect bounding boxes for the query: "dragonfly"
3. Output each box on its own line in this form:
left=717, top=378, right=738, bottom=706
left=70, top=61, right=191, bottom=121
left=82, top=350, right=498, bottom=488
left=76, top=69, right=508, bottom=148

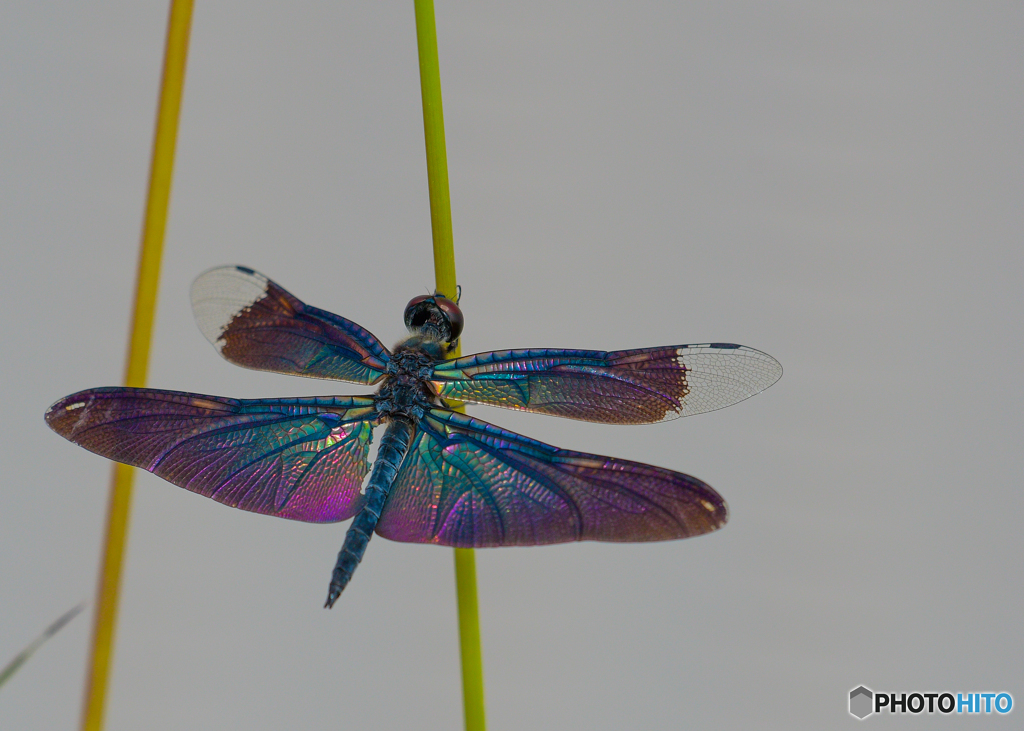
left=46, top=266, right=782, bottom=608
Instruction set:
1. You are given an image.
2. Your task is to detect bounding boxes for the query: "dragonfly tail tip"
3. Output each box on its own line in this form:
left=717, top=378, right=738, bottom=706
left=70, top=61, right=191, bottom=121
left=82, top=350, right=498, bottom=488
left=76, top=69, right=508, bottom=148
left=324, top=586, right=342, bottom=609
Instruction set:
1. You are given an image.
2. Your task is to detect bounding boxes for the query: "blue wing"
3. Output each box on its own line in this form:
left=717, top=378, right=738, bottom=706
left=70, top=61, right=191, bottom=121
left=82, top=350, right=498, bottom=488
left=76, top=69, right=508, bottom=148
left=46, top=387, right=378, bottom=523
left=191, top=266, right=390, bottom=385
left=375, top=407, right=727, bottom=547
left=430, top=344, right=781, bottom=424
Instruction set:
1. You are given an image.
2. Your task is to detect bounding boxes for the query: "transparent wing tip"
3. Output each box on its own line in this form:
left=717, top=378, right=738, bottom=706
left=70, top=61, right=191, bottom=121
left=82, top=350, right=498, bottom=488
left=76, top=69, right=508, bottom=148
left=667, top=344, right=783, bottom=420
left=678, top=343, right=783, bottom=392
left=190, top=265, right=272, bottom=351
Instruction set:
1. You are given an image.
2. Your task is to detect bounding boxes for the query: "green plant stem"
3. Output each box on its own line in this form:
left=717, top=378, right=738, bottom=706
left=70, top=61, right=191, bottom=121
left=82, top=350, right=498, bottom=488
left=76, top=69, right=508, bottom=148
left=81, top=2, right=193, bottom=729
left=413, top=2, right=486, bottom=730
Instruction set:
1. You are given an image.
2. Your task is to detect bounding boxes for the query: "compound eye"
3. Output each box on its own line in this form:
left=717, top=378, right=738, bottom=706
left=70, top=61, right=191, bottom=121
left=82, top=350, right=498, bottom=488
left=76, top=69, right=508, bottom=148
left=404, top=295, right=432, bottom=314
left=433, top=297, right=464, bottom=341
left=403, top=294, right=464, bottom=343
left=403, top=295, right=433, bottom=329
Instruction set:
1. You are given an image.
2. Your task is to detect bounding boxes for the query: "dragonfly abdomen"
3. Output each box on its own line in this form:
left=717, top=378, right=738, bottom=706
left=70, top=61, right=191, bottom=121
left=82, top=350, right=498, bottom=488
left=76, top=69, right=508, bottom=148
left=325, top=417, right=415, bottom=608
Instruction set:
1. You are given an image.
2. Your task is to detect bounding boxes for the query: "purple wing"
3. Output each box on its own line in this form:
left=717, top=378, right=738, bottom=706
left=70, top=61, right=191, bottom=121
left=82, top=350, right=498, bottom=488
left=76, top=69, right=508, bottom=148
left=45, top=387, right=377, bottom=523
left=431, top=344, right=781, bottom=424
left=375, top=408, right=727, bottom=547
left=191, top=266, right=390, bottom=385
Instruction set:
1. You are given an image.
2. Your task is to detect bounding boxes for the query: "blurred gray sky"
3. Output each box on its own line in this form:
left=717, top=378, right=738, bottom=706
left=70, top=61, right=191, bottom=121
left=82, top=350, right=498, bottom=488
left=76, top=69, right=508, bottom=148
left=2, top=2, right=1021, bottom=729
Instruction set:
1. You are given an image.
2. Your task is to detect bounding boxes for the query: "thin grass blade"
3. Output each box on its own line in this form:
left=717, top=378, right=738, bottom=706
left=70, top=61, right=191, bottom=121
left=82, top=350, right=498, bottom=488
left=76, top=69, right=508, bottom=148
left=0, top=604, right=85, bottom=691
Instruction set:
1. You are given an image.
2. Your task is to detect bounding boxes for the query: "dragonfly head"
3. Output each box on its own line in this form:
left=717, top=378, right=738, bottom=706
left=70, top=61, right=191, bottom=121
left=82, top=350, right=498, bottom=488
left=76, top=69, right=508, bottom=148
left=404, top=294, right=464, bottom=348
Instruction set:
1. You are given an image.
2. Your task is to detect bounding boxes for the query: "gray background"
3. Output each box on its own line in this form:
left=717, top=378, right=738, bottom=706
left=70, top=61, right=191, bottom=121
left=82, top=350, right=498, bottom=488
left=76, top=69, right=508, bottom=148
left=2, top=2, right=1021, bottom=729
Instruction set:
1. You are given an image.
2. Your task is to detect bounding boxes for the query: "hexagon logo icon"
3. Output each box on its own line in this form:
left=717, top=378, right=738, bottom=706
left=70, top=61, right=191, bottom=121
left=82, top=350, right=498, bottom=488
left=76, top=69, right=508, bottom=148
left=850, top=686, right=873, bottom=719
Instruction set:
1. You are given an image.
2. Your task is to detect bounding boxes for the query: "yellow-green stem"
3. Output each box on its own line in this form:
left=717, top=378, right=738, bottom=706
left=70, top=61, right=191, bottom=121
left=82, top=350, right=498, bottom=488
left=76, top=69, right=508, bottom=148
left=413, top=2, right=486, bottom=730
left=81, top=2, right=193, bottom=729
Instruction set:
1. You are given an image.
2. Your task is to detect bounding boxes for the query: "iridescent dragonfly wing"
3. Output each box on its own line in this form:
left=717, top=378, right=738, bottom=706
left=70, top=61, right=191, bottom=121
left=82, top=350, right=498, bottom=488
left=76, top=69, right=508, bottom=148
left=431, top=344, right=782, bottom=424
left=46, top=388, right=377, bottom=523
left=376, top=408, right=727, bottom=547
left=191, top=266, right=390, bottom=385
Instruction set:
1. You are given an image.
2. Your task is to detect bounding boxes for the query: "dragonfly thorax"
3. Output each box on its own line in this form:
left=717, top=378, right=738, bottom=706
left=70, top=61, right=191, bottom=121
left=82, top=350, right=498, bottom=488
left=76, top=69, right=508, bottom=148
left=375, top=347, right=441, bottom=420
